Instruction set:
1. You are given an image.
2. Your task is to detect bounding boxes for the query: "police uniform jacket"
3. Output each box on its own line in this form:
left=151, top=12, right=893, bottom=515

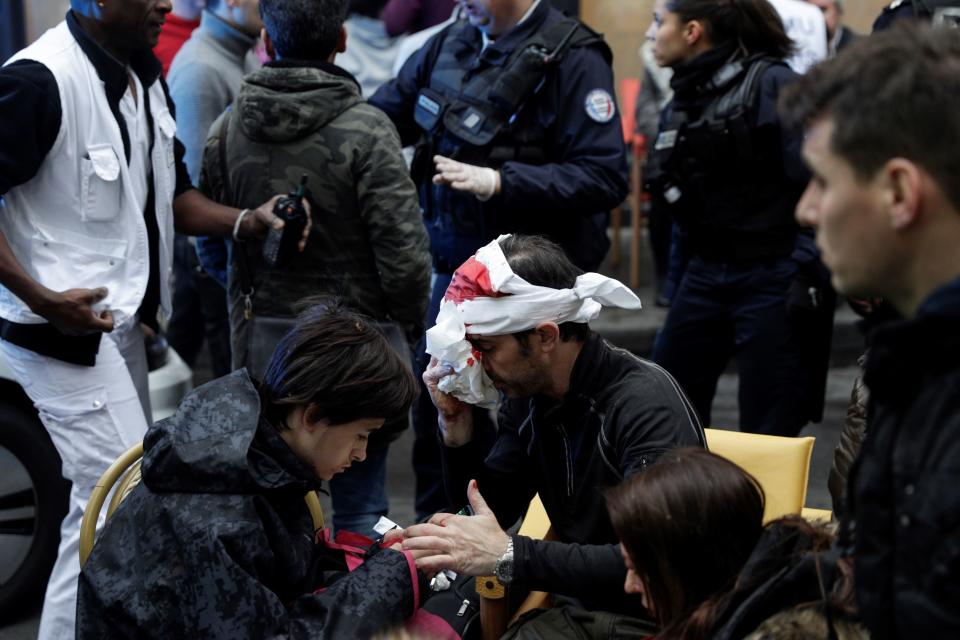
left=648, top=42, right=807, bottom=262
left=441, top=333, right=705, bottom=615
left=77, top=370, right=425, bottom=638
left=370, top=0, right=628, bottom=272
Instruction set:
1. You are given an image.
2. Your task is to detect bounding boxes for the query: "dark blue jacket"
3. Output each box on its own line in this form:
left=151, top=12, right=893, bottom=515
left=648, top=43, right=807, bottom=262
left=370, top=1, right=628, bottom=271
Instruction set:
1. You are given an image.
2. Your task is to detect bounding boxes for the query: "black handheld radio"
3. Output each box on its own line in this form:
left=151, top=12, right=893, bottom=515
left=262, top=174, right=309, bottom=269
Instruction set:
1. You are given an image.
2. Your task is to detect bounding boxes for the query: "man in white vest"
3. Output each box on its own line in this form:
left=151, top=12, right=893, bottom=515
left=0, top=1, right=303, bottom=637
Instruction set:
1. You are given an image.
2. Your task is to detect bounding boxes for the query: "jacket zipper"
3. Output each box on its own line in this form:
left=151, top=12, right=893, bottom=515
left=558, top=424, right=573, bottom=497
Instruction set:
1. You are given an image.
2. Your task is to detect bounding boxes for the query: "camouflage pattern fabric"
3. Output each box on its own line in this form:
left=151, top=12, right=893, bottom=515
left=198, top=62, right=431, bottom=368
left=76, top=371, right=422, bottom=638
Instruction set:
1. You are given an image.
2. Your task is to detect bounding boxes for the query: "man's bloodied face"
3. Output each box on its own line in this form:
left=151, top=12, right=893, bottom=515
left=467, top=332, right=547, bottom=399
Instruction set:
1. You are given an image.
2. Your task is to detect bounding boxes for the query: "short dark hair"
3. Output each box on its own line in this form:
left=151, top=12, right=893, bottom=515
left=259, top=0, right=348, bottom=60
left=666, top=0, right=795, bottom=58
left=259, top=303, right=418, bottom=428
left=779, top=23, right=960, bottom=212
left=499, top=234, right=591, bottom=343
left=606, top=448, right=765, bottom=634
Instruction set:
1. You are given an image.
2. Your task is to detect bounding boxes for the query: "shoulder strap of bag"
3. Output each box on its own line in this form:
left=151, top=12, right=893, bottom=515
left=218, top=109, right=256, bottom=319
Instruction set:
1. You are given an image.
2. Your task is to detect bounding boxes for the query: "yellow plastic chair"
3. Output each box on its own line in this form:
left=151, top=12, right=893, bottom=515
left=79, top=441, right=325, bottom=567
left=477, top=494, right=555, bottom=640
left=704, top=428, right=829, bottom=523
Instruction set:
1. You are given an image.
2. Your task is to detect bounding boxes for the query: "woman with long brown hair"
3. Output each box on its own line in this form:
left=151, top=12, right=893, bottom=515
left=607, top=448, right=864, bottom=639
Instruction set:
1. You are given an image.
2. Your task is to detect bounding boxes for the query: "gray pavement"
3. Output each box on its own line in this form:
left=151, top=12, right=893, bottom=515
left=0, top=227, right=865, bottom=637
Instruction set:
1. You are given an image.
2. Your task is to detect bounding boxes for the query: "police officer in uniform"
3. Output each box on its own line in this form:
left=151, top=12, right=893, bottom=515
left=370, top=0, right=627, bottom=516
left=646, top=0, right=822, bottom=437
left=873, top=0, right=960, bottom=30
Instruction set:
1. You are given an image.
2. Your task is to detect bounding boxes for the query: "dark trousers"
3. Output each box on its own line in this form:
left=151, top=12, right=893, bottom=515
left=646, top=198, right=673, bottom=298
left=652, top=255, right=808, bottom=436
left=167, top=235, right=232, bottom=378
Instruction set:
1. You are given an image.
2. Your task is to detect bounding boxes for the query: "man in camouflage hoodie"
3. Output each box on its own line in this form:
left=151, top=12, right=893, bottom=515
left=200, top=0, right=431, bottom=536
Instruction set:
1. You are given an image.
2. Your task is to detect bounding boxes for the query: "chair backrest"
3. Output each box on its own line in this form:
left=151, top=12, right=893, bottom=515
left=704, top=428, right=815, bottom=523
left=618, top=76, right=641, bottom=144
left=79, top=441, right=144, bottom=567
left=79, top=440, right=325, bottom=567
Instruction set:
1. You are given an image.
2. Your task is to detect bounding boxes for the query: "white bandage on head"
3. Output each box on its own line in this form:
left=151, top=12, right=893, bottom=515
left=426, top=235, right=642, bottom=406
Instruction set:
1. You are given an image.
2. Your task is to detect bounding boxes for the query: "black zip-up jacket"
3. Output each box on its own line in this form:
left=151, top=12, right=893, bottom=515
left=441, top=333, right=705, bottom=614
left=846, top=275, right=960, bottom=638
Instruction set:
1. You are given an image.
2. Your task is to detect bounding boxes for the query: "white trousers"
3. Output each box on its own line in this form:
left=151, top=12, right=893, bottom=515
left=0, top=321, right=150, bottom=640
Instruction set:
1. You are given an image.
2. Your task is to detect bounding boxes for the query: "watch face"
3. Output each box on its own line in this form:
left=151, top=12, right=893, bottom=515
left=496, top=555, right=514, bottom=583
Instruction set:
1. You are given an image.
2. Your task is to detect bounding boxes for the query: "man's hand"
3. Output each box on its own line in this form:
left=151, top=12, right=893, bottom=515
left=402, top=480, right=510, bottom=576
left=238, top=195, right=314, bottom=252
left=381, top=528, right=439, bottom=578
left=423, top=357, right=474, bottom=446
left=32, top=286, right=114, bottom=335
left=433, top=156, right=501, bottom=201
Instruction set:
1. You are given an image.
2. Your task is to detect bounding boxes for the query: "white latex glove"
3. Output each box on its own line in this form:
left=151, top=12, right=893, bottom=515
left=433, top=155, right=501, bottom=201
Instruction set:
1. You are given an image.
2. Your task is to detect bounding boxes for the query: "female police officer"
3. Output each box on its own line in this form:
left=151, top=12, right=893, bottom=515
left=647, top=0, right=815, bottom=436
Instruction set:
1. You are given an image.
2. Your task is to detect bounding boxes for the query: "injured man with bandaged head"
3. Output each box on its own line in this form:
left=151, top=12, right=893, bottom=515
left=389, top=234, right=707, bottom=630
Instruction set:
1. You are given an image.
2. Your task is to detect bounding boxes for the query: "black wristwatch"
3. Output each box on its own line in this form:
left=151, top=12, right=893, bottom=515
left=493, top=537, right=515, bottom=585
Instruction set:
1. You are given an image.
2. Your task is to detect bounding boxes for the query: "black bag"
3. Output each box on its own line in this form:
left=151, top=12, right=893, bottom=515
left=419, top=572, right=482, bottom=640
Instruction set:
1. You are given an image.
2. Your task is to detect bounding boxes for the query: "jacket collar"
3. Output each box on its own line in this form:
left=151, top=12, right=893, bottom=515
left=914, top=274, right=960, bottom=320
left=864, top=275, right=960, bottom=398
left=530, top=332, right=602, bottom=419
left=249, top=416, right=324, bottom=491
left=66, top=10, right=162, bottom=110
left=264, top=58, right=362, bottom=92
left=143, top=370, right=323, bottom=494
left=196, top=10, right=258, bottom=60
left=670, top=41, right=740, bottom=100
left=564, top=331, right=604, bottom=400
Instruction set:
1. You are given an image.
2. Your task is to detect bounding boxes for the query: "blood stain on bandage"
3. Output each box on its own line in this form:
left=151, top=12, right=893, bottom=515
left=444, top=257, right=507, bottom=303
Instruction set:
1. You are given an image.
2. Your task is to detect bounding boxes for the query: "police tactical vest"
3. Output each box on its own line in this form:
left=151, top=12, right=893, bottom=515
left=412, top=16, right=609, bottom=272
left=648, top=54, right=798, bottom=261
left=891, top=0, right=960, bottom=24
left=414, top=17, right=607, bottom=163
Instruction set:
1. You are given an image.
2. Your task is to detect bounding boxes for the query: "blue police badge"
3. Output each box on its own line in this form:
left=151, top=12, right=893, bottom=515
left=584, top=89, right=616, bottom=123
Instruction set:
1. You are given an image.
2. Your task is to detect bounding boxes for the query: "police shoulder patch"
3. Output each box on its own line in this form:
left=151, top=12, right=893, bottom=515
left=584, top=89, right=616, bottom=123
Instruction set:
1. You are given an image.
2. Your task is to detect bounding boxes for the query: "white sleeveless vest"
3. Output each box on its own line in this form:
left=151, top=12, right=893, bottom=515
left=0, top=22, right=177, bottom=328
